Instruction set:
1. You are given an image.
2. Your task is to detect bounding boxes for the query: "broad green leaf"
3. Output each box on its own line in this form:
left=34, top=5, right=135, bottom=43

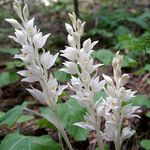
left=0, top=71, right=19, bottom=87
left=41, top=98, right=88, bottom=141
left=93, top=49, right=115, bottom=66
left=140, top=140, right=150, bottom=150
left=0, top=132, right=61, bottom=150
left=122, top=55, right=138, bottom=67
left=59, top=98, right=88, bottom=141
left=5, top=60, right=25, bottom=69
left=131, top=95, right=150, bottom=108
left=54, top=71, right=71, bottom=82
left=0, top=102, right=27, bottom=127
left=0, top=48, right=19, bottom=55
left=38, top=118, right=55, bottom=129
left=17, top=115, right=34, bottom=123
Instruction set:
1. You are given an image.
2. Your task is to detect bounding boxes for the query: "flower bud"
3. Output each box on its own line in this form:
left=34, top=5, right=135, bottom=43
left=13, top=0, right=22, bottom=19
left=23, top=4, right=29, bottom=22
left=65, top=23, right=73, bottom=35
left=77, top=19, right=82, bottom=30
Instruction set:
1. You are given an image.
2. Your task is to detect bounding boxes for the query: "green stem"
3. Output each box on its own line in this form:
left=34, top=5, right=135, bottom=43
left=58, top=131, right=64, bottom=150
left=54, top=107, right=73, bottom=150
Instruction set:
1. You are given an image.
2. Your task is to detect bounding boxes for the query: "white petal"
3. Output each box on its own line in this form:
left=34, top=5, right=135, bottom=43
left=68, top=35, right=76, bottom=48
left=121, top=127, right=135, bottom=142
left=65, top=23, right=73, bottom=34
left=27, top=88, right=46, bottom=105
left=5, top=18, right=23, bottom=30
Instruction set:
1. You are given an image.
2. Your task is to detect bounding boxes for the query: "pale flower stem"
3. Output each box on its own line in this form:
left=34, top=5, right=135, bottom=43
left=114, top=115, right=123, bottom=150
left=54, top=107, right=73, bottom=150
left=115, top=141, right=121, bottom=150
left=90, top=105, right=104, bottom=150
left=40, top=79, right=73, bottom=150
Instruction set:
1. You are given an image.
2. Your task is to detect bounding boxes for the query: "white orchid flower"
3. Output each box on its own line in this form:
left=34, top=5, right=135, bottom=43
left=40, top=51, right=59, bottom=69
left=33, top=32, right=50, bottom=49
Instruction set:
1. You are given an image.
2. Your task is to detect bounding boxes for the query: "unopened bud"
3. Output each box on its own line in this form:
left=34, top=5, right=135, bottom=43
left=23, top=4, right=29, bottom=22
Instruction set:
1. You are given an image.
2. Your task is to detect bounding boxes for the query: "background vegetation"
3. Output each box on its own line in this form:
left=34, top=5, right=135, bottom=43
left=0, top=0, right=150, bottom=149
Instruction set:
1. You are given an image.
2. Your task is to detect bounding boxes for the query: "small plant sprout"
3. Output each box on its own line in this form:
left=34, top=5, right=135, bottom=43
left=5, top=1, right=73, bottom=150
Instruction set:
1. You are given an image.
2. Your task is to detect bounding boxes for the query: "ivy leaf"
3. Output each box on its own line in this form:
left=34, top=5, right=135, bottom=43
left=0, top=102, right=27, bottom=127
left=41, top=98, right=88, bottom=141
left=93, top=49, right=114, bottom=66
left=131, top=95, right=150, bottom=108
left=0, top=132, right=61, bottom=150
left=140, top=139, right=150, bottom=150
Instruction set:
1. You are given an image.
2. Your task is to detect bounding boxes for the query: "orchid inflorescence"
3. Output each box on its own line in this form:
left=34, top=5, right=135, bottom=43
left=5, top=1, right=73, bottom=150
left=6, top=1, right=140, bottom=150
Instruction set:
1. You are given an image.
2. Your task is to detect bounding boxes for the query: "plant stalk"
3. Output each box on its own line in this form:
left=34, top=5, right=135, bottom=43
left=54, top=107, right=73, bottom=150
left=90, top=105, right=104, bottom=150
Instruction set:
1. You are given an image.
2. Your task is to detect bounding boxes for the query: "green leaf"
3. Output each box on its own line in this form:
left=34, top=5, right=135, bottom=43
left=144, top=64, right=150, bottom=72
left=122, top=55, right=138, bottom=67
left=17, top=115, right=34, bottom=123
left=140, top=139, right=150, bottom=150
left=0, top=71, right=19, bottom=87
left=0, top=132, right=61, bottom=150
left=0, top=48, right=19, bottom=55
left=93, top=49, right=115, bottom=66
left=146, top=112, right=150, bottom=118
left=0, top=112, right=5, bottom=118
left=38, top=118, right=56, bottom=129
left=0, top=102, right=27, bottom=127
left=114, top=25, right=131, bottom=37
left=131, top=95, right=150, bottom=108
left=54, top=70, right=71, bottom=82
left=41, top=98, right=88, bottom=141
left=88, top=29, right=113, bottom=38
left=5, top=60, right=25, bottom=69
left=59, top=98, right=88, bottom=141
left=94, top=91, right=106, bottom=102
